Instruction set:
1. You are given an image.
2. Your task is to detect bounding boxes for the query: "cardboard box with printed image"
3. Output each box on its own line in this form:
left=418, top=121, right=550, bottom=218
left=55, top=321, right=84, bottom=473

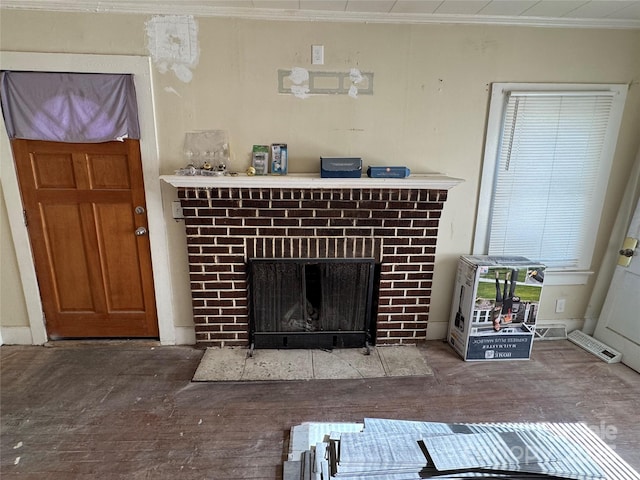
left=447, top=255, right=545, bottom=361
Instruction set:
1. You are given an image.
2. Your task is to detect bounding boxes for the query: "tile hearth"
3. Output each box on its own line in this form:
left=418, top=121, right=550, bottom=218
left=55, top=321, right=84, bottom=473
left=192, top=345, right=433, bottom=381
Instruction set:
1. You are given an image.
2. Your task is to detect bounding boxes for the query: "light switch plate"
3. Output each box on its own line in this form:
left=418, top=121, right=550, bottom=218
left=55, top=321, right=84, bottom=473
left=311, top=45, right=324, bottom=65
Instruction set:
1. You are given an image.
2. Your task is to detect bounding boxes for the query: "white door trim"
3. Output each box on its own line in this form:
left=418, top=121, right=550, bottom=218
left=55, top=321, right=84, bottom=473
left=0, top=51, right=177, bottom=344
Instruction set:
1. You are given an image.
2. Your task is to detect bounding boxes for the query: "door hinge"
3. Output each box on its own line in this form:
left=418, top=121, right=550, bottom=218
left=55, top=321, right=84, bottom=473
left=42, top=312, right=46, bottom=325
left=23, top=210, right=28, bottom=227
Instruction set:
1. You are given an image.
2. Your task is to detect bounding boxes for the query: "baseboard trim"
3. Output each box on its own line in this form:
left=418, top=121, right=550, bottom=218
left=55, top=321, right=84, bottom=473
left=0, top=326, right=33, bottom=345
left=426, top=321, right=448, bottom=341
left=172, top=326, right=196, bottom=345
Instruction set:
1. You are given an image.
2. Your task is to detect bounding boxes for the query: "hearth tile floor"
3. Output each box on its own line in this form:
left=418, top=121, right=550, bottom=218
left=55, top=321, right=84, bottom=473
left=192, top=344, right=433, bottom=381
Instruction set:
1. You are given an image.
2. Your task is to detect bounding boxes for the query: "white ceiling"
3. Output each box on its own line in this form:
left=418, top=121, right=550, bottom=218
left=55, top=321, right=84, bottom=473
left=2, top=0, right=640, bottom=28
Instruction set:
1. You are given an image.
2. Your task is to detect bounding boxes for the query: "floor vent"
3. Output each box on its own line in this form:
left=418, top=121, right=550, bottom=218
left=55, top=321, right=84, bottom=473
left=534, top=324, right=567, bottom=341
left=567, top=329, right=622, bottom=363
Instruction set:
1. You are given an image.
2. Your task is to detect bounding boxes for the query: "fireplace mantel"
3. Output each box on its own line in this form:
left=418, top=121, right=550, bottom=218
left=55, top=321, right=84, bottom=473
left=160, top=173, right=463, bottom=190
left=165, top=172, right=463, bottom=348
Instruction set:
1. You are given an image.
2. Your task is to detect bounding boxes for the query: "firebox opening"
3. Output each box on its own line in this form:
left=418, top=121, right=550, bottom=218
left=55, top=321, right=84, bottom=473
left=248, top=258, right=378, bottom=349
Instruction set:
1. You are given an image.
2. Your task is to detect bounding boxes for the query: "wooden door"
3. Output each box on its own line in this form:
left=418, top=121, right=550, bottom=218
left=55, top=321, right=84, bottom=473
left=12, top=139, right=159, bottom=339
left=594, top=198, right=640, bottom=372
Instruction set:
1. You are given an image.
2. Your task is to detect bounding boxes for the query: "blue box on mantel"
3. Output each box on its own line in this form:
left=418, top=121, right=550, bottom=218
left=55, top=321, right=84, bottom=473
left=320, top=157, right=362, bottom=178
left=367, top=166, right=411, bottom=178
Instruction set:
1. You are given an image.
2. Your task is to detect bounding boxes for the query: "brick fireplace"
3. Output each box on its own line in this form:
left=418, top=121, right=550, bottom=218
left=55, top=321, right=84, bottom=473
left=162, top=174, right=461, bottom=348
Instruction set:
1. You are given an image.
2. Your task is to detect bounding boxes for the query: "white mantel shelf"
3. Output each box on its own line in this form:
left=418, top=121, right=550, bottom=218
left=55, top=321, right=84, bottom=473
left=160, top=173, right=464, bottom=190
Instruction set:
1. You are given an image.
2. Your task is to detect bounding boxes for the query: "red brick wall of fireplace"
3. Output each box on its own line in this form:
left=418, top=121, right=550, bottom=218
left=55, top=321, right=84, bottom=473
left=178, top=187, right=448, bottom=348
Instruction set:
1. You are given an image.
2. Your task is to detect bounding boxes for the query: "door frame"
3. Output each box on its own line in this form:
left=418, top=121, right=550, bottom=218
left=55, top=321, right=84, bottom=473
left=0, top=51, right=177, bottom=345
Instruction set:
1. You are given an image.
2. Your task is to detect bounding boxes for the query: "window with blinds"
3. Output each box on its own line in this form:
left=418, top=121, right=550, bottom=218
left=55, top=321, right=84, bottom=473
left=475, top=83, right=627, bottom=275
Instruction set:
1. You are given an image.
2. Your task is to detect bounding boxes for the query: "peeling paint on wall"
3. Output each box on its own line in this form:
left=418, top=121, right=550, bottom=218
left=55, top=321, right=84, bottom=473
left=289, top=67, right=309, bottom=85
left=146, top=15, right=199, bottom=83
left=278, top=68, right=373, bottom=98
left=164, top=86, right=182, bottom=97
left=288, top=67, right=310, bottom=99
left=349, top=68, right=364, bottom=98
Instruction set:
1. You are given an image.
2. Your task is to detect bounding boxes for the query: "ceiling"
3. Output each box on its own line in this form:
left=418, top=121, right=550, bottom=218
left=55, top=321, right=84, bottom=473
left=2, top=0, right=640, bottom=28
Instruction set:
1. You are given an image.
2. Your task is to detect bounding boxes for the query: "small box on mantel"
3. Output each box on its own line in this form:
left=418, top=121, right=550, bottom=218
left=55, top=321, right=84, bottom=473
left=367, top=166, right=411, bottom=178
left=271, top=143, right=288, bottom=175
left=320, top=157, right=362, bottom=178
left=251, top=145, right=269, bottom=175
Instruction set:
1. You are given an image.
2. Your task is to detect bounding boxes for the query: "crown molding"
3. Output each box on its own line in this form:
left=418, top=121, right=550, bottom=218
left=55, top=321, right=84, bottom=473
left=2, top=0, right=639, bottom=29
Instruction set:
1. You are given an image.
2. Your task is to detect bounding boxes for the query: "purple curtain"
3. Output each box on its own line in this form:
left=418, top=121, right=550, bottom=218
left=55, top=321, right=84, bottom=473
left=0, top=71, right=140, bottom=143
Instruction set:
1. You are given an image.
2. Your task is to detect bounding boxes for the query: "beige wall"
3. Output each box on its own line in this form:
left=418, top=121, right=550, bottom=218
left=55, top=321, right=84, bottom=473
left=1, top=9, right=639, bottom=341
left=1, top=184, right=29, bottom=328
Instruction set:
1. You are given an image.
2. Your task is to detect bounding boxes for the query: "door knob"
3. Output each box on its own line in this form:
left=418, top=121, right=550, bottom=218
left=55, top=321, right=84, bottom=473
left=618, top=237, right=638, bottom=267
left=135, top=227, right=148, bottom=236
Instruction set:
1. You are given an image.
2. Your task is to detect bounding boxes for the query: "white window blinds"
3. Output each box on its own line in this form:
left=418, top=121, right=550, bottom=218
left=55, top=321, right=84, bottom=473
left=488, top=90, right=618, bottom=269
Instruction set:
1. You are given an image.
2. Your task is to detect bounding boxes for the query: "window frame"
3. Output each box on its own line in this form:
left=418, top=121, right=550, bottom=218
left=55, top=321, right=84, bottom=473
left=474, top=83, right=628, bottom=285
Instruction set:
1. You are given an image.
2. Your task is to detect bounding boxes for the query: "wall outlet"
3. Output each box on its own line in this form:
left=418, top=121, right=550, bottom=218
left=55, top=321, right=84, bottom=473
left=172, top=200, right=184, bottom=220
left=555, top=298, right=566, bottom=313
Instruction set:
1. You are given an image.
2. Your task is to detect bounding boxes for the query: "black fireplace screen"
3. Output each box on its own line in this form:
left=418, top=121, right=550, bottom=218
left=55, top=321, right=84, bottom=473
left=248, top=258, right=377, bottom=349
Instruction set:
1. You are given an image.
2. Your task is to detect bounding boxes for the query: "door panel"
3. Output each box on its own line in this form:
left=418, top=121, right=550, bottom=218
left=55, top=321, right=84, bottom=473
left=32, top=153, right=77, bottom=189
left=41, top=203, right=95, bottom=311
left=95, top=203, right=145, bottom=311
left=12, top=139, right=158, bottom=338
left=594, top=198, right=640, bottom=372
left=88, top=155, right=131, bottom=189
left=604, top=271, right=640, bottom=342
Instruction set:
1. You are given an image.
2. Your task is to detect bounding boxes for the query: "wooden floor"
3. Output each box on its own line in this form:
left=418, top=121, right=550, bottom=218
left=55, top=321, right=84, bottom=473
left=1, top=340, right=639, bottom=479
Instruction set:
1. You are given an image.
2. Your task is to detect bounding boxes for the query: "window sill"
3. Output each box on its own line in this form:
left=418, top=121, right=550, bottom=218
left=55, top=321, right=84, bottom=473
left=543, top=270, right=594, bottom=286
